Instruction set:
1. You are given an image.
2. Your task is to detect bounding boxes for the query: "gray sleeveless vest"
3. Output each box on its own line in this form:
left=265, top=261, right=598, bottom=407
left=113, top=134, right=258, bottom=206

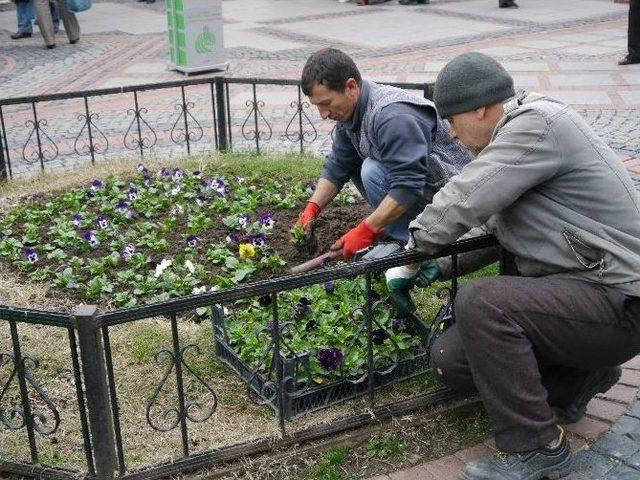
left=344, top=81, right=472, bottom=198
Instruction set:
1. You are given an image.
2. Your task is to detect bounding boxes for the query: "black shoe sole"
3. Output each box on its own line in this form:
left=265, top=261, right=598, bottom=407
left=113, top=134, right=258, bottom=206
left=555, top=366, right=621, bottom=424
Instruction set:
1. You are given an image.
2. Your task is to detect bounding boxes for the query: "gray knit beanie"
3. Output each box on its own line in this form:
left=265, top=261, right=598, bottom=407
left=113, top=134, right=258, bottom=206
left=434, top=52, right=515, bottom=119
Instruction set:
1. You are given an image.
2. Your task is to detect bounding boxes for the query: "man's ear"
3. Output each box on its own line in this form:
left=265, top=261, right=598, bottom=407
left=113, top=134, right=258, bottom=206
left=474, top=106, right=487, bottom=120
left=345, top=78, right=359, bottom=96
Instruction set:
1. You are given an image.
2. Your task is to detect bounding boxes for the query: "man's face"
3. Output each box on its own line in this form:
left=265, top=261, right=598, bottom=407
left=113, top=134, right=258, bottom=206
left=447, top=109, right=494, bottom=156
left=308, top=79, right=360, bottom=122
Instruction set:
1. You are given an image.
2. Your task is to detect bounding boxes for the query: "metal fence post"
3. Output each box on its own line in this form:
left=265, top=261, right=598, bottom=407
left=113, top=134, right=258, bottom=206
left=0, top=119, right=7, bottom=181
left=423, top=83, right=434, bottom=101
left=74, top=305, right=117, bottom=479
left=215, top=76, right=228, bottom=152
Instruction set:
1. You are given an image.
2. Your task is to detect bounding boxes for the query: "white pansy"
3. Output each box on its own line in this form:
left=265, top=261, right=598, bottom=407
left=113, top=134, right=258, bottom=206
left=154, top=258, right=173, bottom=277
left=192, top=286, right=207, bottom=295
left=185, top=260, right=195, bottom=274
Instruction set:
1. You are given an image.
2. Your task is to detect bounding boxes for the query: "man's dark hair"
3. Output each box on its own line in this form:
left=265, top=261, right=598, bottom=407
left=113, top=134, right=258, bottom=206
left=301, top=48, right=362, bottom=96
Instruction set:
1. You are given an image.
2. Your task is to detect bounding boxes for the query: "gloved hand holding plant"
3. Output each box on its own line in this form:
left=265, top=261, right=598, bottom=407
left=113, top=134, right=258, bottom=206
left=385, top=260, right=441, bottom=314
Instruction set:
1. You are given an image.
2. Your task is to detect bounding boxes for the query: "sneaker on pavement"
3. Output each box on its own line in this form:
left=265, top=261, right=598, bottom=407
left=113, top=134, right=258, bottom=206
left=554, top=366, right=621, bottom=424
left=459, top=427, right=572, bottom=480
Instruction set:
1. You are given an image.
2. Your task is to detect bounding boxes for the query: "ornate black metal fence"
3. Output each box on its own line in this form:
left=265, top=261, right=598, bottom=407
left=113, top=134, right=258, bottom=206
left=0, top=235, right=509, bottom=480
left=0, top=78, right=432, bottom=180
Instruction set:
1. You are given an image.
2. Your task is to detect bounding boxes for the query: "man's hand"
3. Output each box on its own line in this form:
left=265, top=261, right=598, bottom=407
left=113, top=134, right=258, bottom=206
left=331, top=220, right=380, bottom=260
left=385, top=260, right=441, bottom=313
left=294, top=202, right=321, bottom=231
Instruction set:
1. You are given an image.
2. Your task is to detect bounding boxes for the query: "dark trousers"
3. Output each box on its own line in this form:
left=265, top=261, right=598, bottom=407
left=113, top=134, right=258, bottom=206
left=630, top=0, right=640, bottom=59
left=432, top=276, right=640, bottom=452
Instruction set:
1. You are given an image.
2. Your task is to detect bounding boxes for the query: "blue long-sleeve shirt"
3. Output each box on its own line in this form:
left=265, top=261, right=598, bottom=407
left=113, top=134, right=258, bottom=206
left=322, top=82, right=437, bottom=209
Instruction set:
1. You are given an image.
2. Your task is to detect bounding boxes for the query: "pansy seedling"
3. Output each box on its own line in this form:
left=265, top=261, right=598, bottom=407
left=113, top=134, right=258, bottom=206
left=250, top=233, right=267, bottom=248
left=192, top=285, right=207, bottom=295
left=225, top=232, right=239, bottom=244
left=90, top=179, right=104, bottom=191
left=128, top=188, right=138, bottom=201
left=238, top=214, right=249, bottom=229
left=172, top=168, right=183, bottom=182
left=159, top=167, right=171, bottom=179
left=171, top=184, right=182, bottom=196
left=235, top=176, right=246, bottom=184
left=185, top=259, right=195, bottom=274
left=392, top=317, right=408, bottom=332
left=305, top=181, right=317, bottom=193
left=196, top=195, right=209, bottom=206
left=121, top=244, right=136, bottom=261
left=72, top=214, right=83, bottom=226
left=372, top=328, right=388, bottom=345
left=186, top=236, right=199, bottom=248
left=258, top=213, right=275, bottom=230
left=214, top=178, right=228, bottom=196
left=137, top=163, right=148, bottom=174
left=238, top=243, right=255, bottom=259
left=154, top=258, right=172, bottom=277
left=84, top=231, right=100, bottom=248
left=324, top=281, right=335, bottom=294
left=25, top=247, right=39, bottom=264
left=318, top=347, right=343, bottom=371
left=192, top=170, right=202, bottom=179
left=96, top=215, right=109, bottom=230
left=143, top=175, right=152, bottom=186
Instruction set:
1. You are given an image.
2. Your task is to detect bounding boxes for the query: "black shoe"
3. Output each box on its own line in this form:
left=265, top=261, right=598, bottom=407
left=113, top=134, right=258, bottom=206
left=10, top=31, right=32, bottom=39
left=499, top=0, right=518, bottom=7
left=399, top=0, right=428, bottom=4
left=459, top=427, right=572, bottom=480
left=70, top=38, right=79, bottom=44
left=46, top=44, right=56, bottom=49
left=554, top=366, right=621, bottom=424
left=619, top=55, right=640, bottom=66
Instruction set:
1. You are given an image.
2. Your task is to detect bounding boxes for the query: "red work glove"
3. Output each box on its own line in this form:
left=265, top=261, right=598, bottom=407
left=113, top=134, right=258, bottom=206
left=331, top=220, right=380, bottom=260
left=295, top=201, right=321, bottom=229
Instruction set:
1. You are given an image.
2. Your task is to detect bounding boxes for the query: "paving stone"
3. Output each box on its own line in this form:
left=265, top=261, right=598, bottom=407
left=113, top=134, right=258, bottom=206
left=592, top=432, right=640, bottom=461
left=388, top=465, right=436, bottom=480
left=620, top=369, right=640, bottom=387
left=611, top=415, right=640, bottom=442
left=570, top=449, right=619, bottom=478
left=566, top=417, right=610, bottom=441
left=587, top=398, right=628, bottom=422
left=625, top=449, right=640, bottom=469
left=598, top=384, right=639, bottom=404
left=627, top=400, right=640, bottom=419
left=602, top=464, right=640, bottom=480
left=422, top=455, right=464, bottom=480
left=622, top=358, right=640, bottom=371
left=453, top=443, right=494, bottom=463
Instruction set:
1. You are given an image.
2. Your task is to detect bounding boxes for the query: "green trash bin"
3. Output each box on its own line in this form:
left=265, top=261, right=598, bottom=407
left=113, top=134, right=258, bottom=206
left=166, top=0, right=227, bottom=74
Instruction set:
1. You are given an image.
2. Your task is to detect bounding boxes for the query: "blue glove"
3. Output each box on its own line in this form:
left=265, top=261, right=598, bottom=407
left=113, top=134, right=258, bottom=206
left=385, top=260, right=441, bottom=314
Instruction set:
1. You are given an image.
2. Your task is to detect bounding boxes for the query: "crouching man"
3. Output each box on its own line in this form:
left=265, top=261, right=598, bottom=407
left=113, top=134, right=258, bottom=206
left=387, top=52, right=640, bottom=480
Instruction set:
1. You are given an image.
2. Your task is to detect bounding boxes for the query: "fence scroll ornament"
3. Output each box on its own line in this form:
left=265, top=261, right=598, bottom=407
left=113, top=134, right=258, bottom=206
left=0, top=352, right=60, bottom=435
left=22, top=119, right=59, bottom=166
left=170, top=102, right=204, bottom=147
left=241, top=99, right=273, bottom=145
left=284, top=97, right=318, bottom=149
left=74, top=112, right=109, bottom=157
left=146, top=344, right=218, bottom=432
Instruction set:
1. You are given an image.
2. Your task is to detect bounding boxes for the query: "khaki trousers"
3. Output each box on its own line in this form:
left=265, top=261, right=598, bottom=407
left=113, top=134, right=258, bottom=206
left=36, top=0, right=79, bottom=46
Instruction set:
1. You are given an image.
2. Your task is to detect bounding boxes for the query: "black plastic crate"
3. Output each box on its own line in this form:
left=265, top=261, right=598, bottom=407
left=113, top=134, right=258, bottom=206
left=211, top=303, right=450, bottom=420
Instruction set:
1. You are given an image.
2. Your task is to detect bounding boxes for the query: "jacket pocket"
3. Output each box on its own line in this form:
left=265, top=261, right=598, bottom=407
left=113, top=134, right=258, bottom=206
left=562, top=228, right=605, bottom=274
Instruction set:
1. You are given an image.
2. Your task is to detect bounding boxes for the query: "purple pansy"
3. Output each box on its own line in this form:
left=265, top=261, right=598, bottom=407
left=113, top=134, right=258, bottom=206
left=0, top=232, right=5, bottom=239
left=258, top=212, right=275, bottom=230
left=192, top=170, right=202, bottom=179
left=225, top=232, right=240, bottom=244
left=96, top=214, right=109, bottom=230
left=72, top=214, right=83, bottom=226
left=25, top=247, right=38, bottom=263
left=84, top=231, right=99, bottom=248
left=250, top=233, right=267, bottom=248
left=258, top=295, right=272, bottom=307
left=324, top=281, right=335, bottom=294
left=196, top=194, right=210, bottom=206
left=305, top=181, right=317, bottom=192
left=90, top=179, right=104, bottom=191
left=121, top=244, right=136, bottom=260
left=318, top=348, right=343, bottom=371
left=186, top=235, right=199, bottom=248
left=305, top=318, right=318, bottom=331
left=368, top=291, right=381, bottom=307
left=128, top=188, right=138, bottom=201
left=159, top=167, right=171, bottom=179
left=238, top=214, right=249, bottom=228
left=143, top=174, right=152, bottom=186
left=116, top=200, right=132, bottom=218
left=172, top=168, right=183, bottom=181
left=137, top=163, right=148, bottom=174
left=214, top=178, right=228, bottom=196
left=234, top=176, right=246, bottom=184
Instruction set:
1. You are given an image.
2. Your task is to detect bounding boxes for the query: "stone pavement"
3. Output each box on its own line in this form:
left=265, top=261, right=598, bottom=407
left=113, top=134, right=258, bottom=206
left=1, top=3, right=640, bottom=476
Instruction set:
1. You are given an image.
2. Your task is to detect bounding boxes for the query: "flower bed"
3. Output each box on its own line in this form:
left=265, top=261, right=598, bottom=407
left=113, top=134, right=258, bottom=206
left=0, top=163, right=433, bottom=407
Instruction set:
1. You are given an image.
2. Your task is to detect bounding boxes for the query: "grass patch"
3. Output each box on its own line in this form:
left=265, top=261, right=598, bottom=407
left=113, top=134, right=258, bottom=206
left=130, top=324, right=172, bottom=362
left=364, top=434, right=405, bottom=460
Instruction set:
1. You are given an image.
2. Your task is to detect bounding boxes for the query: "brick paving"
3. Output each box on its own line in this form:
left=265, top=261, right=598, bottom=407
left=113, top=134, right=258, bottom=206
left=1, top=2, right=640, bottom=478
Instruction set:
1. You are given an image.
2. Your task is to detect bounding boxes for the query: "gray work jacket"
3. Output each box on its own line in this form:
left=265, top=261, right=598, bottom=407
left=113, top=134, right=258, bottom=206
left=409, top=92, right=640, bottom=297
